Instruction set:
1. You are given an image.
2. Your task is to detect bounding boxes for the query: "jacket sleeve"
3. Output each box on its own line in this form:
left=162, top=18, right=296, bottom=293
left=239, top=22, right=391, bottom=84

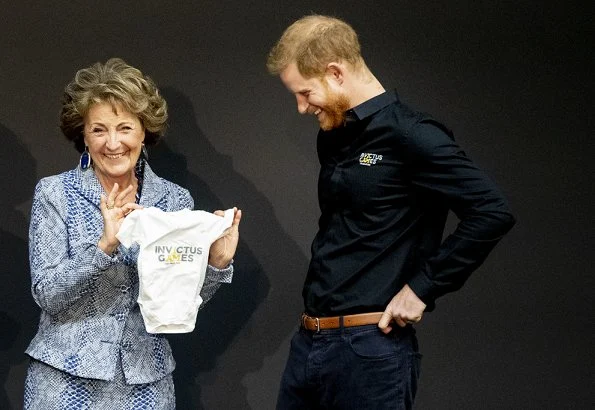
left=405, top=119, right=516, bottom=305
left=198, top=264, right=234, bottom=310
left=28, top=178, right=119, bottom=315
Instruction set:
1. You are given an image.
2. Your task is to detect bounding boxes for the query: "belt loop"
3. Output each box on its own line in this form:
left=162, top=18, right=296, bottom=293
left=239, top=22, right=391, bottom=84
left=339, top=315, right=344, bottom=331
left=315, top=317, right=320, bottom=333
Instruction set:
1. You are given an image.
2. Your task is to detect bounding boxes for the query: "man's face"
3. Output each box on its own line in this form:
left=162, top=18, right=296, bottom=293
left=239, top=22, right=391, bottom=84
left=280, top=63, right=350, bottom=131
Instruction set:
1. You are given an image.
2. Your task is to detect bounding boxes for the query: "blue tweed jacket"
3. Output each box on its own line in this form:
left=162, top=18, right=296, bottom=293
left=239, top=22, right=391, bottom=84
left=26, top=164, right=233, bottom=384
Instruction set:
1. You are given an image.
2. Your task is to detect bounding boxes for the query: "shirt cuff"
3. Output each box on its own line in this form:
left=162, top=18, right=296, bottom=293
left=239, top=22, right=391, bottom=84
left=407, top=273, right=436, bottom=306
left=207, top=260, right=234, bottom=283
left=93, top=246, right=120, bottom=270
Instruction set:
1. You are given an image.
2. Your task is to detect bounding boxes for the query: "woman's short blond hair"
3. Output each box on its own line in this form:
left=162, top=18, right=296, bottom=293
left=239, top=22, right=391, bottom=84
left=60, top=58, right=168, bottom=153
left=267, top=15, right=363, bottom=78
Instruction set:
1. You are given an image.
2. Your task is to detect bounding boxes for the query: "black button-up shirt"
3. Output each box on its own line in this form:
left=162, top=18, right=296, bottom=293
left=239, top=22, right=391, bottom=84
left=303, top=90, right=515, bottom=316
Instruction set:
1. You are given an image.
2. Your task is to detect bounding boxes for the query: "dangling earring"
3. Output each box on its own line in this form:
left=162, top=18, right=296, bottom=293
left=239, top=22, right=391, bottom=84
left=80, top=146, right=92, bottom=170
left=141, top=143, right=148, bottom=160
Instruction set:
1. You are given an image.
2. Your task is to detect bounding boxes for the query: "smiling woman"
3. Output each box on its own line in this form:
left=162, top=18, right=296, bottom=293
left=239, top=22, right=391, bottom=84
left=23, top=58, right=241, bottom=410
left=84, top=102, right=145, bottom=198
left=58, top=58, right=170, bottom=255
left=60, top=58, right=167, bottom=153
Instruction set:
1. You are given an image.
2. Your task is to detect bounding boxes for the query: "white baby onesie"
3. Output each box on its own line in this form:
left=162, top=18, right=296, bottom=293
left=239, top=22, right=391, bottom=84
left=116, top=207, right=234, bottom=334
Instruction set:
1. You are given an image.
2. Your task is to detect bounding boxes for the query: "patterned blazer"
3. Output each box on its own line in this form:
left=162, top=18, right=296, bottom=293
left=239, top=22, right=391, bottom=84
left=26, top=164, right=233, bottom=384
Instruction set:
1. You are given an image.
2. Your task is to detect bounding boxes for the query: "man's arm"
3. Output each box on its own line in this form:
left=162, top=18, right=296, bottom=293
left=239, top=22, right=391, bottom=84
left=380, top=119, right=515, bottom=331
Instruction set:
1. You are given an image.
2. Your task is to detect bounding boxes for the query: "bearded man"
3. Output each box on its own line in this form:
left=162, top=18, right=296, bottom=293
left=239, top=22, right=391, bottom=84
left=267, top=15, right=515, bottom=409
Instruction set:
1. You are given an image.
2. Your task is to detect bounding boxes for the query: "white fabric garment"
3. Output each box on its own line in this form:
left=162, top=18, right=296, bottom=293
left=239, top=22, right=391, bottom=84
left=116, top=207, right=234, bottom=333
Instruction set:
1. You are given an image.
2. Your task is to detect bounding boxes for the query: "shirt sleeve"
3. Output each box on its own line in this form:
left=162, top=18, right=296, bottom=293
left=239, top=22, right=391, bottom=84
left=404, top=119, right=516, bottom=305
left=28, top=178, right=119, bottom=315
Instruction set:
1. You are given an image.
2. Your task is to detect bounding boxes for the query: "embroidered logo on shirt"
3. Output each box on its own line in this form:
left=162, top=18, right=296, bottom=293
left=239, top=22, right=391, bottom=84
left=359, top=153, right=383, bottom=166
left=155, top=245, right=203, bottom=264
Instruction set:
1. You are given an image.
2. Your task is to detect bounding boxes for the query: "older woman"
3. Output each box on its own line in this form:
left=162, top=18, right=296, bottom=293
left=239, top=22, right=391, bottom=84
left=24, top=58, right=241, bottom=409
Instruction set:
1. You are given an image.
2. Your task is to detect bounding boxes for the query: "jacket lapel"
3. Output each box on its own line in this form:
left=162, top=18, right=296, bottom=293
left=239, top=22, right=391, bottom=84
left=73, top=163, right=166, bottom=208
left=76, top=166, right=103, bottom=208
left=138, top=164, right=167, bottom=207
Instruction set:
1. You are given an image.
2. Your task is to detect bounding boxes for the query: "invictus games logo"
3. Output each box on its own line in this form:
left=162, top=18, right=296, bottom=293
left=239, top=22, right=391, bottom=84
left=155, top=245, right=203, bottom=264
left=359, top=153, right=383, bottom=166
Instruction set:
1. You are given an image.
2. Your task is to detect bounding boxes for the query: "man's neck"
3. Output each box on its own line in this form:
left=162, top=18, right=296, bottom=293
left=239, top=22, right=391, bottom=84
left=346, top=70, right=385, bottom=108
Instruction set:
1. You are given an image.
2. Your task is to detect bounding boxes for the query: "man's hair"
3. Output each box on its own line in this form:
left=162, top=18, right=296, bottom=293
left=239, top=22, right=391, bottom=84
left=60, top=58, right=168, bottom=153
left=267, top=15, right=363, bottom=78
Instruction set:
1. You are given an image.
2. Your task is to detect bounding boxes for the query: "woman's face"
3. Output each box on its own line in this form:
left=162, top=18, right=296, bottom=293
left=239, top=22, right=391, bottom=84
left=83, top=101, right=145, bottom=183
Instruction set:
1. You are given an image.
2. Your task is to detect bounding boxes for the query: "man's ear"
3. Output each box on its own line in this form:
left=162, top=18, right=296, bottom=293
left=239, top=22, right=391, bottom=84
left=325, top=62, right=344, bottom=85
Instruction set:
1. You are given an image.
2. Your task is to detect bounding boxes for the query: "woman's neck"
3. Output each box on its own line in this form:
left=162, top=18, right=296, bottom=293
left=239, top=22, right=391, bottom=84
left=95, top=170, right=137, bottom=194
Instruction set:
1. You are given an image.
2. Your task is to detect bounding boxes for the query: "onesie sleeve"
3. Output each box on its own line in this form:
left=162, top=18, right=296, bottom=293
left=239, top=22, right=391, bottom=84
left=116, top=210, right=141, bottom=248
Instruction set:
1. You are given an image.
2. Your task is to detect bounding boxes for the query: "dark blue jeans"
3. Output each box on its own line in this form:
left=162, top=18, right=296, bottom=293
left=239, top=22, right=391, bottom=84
left=276, top=323, right=422, bottom=409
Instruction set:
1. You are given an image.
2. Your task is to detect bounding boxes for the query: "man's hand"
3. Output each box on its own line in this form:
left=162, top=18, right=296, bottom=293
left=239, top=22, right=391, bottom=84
left=378, top=284, right=426, bottom=334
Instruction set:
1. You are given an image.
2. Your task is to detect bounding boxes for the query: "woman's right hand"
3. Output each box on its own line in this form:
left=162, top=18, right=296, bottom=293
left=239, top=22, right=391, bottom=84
left=97, top=183, right=143, bottom=255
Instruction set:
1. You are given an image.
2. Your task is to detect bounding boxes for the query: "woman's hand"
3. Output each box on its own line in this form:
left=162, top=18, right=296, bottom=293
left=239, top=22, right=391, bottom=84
left=97, top=183, right=143, bottom=255
left=208, top=207, right=242, bottom=269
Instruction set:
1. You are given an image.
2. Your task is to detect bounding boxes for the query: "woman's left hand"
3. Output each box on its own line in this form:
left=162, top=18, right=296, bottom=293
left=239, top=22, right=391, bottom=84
left=208, top=207, right=242, bottom=269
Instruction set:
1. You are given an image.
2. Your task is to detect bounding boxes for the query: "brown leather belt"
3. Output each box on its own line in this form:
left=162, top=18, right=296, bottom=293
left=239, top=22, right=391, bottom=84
left=301, top=312, right=384, bottom=332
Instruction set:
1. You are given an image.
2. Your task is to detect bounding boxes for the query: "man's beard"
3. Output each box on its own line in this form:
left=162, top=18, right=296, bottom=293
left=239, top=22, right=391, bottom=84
left=318, top=88, right=351, bottom=131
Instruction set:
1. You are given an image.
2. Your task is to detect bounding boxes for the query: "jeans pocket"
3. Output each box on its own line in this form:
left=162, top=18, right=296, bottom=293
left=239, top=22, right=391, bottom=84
left=348, top=327, right=398, bottom=359
left=408, top=351, right=423, bottom=403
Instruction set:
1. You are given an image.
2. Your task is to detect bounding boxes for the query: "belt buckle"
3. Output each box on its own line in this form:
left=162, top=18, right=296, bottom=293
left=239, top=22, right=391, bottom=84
left=301, top=314, right=321, bottom=333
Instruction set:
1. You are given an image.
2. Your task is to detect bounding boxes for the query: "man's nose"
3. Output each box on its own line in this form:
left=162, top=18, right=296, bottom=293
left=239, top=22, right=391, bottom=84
left=296, top=95, right=309, bottom=115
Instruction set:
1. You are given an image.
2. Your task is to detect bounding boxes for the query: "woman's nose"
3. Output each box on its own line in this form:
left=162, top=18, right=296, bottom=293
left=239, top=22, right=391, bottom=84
left=105, top=130, right=120, bottom=149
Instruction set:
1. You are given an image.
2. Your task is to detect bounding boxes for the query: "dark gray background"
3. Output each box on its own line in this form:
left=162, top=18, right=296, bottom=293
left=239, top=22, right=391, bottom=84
left=1, top=1, right=592, bottom=409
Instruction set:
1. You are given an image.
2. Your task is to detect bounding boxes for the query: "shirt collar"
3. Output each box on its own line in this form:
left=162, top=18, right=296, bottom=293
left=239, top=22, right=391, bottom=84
left=344, top=90, right=397, bottom=124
